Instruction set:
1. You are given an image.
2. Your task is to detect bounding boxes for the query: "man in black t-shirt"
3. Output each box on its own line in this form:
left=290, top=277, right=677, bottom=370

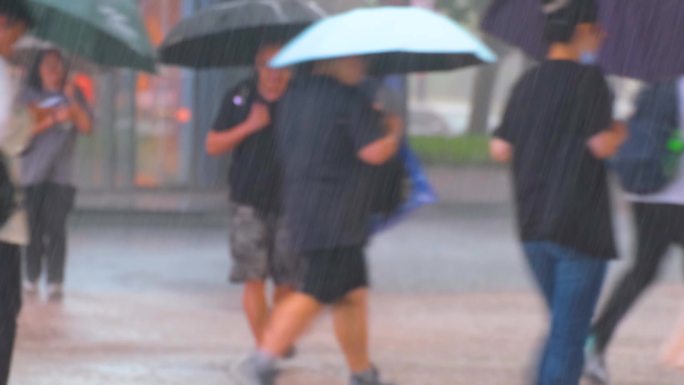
left=205, top=44, right=299, bottom=353
left=490, top=1, right=627, bottom=384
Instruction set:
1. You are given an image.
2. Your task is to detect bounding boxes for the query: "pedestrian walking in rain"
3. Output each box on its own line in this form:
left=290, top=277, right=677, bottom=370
left=585, top=79, right=684, bottom=384
left=20, top=48, right=93, bottom=300
left=205, top=44, right=301, bottom=353
left=489, top=0, right=627, bottom=384
left=0, top=1, right=33, bottom=383
left=236, top=56, right=401, bottom=385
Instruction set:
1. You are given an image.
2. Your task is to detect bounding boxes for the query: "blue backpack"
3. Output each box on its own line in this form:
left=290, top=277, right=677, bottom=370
left=611, top=82, right=683, bottom=194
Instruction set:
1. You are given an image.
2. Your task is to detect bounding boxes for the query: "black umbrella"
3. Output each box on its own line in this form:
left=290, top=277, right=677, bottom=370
left=159, top=0, right=325, bottom=68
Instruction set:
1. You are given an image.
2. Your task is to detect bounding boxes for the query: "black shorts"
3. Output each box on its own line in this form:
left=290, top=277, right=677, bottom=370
left=300, top=246, right=368, bottom=304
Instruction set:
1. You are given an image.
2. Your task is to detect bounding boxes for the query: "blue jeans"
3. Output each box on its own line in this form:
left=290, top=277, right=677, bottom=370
left=523, top=242, right=607, bottom=385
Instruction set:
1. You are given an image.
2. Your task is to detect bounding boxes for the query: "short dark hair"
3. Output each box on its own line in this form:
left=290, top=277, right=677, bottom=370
left=543, top=0, right=599, bottom=43
left=0, top=0, right=34, bottom=27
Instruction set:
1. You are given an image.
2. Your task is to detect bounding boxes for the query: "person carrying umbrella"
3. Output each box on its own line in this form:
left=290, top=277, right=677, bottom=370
left=234, top=7, right=496, bottom=385
left=489, top=0, right=627, bottom=384
left=244, top=53, right=401, bottom=385
left=0, top=0, right=33, bottom=383
left=204, top=42, right=301, bottom=354
left=159, top=0, right=325, bottom=357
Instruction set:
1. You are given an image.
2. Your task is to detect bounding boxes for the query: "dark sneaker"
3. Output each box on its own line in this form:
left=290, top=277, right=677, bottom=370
left=350, top=366, right=395, bottom=385
left=233, top=354, right=278, bottom=385
left=283, top=346, right=297, bottom=360
left=584, top=336, right=609, bottom=385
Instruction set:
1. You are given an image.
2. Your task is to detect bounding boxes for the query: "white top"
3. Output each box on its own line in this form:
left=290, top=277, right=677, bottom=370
left=628, top=78, right=684, bottom=205
left=0, top=57, right=30, bottom=246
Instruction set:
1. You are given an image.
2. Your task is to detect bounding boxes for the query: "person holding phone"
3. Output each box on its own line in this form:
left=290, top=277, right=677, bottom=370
left=20, top=49, right=93, bottom=300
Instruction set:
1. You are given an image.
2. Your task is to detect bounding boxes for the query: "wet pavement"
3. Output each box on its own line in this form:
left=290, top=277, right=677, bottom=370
left=10, top=168, right=684, bottom=384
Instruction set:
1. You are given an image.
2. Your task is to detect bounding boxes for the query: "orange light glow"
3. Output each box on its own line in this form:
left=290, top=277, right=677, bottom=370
left=175, top=107, right=192, bottom=124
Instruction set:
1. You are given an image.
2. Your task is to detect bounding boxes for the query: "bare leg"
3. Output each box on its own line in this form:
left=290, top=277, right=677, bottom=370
left=243, top=280, right=269, bottom=345
left=261, top=292, right=322, bottom=357
left=272, top=285, right=298, bottom=356
left=333, top=288, right=371, bottom=373
left=273, top=285, right=295, bottom=306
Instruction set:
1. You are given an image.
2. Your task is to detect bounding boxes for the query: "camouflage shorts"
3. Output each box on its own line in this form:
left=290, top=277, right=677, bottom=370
left=228, top=204, right=301, bottom=286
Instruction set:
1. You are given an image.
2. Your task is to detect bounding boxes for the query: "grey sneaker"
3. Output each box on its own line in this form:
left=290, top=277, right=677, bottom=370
left=23, top=281, right=38, bottom=296
left=584, top=337, right=609, bottom=385
left=233, top=354, right=278, bottom=385
left=47, top=284, right=63, bottom=301
left=350, top=367, right=395, bottom=385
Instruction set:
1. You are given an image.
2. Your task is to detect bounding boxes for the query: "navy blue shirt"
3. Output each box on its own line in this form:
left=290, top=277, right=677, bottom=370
left=276, top=75, right=384, bottom=252
left=495, top=61, right=617, bottom=259
left=212, top=79, right=281, bottom=214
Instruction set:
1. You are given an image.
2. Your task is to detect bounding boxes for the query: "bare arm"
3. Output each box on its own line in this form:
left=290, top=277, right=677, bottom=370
left=587, top=121, right=628, bottom=159
left=489, top=137, right=513, bottom=163
left=357, top=114, right=403, bottom=166
left=69, top=102, right=93, bottom=134
left=30, top=107, right=58, bottom=136
left=205, top=103, right=269, bottom=157
left=64, top=84, right=93, bottom=134
left=206, top=121, right=258, bottom=156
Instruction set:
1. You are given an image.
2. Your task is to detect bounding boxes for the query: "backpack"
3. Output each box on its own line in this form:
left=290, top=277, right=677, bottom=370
left=371, top=142, right=437, bottom=232
left=611, top=82, right=682, bottom=194
left=0, top=153, right=15, bottom=226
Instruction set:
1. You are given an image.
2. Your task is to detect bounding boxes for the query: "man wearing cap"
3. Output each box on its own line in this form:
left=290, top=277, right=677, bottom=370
left=0, top=1, right=33, bottom=383
left=489, top=0, right=627, bottom=384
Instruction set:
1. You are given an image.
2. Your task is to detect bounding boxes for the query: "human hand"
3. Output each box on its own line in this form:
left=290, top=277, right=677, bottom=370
left=53, top=106, right=73, bottom=124
left=246, top=103, right=271, bottom=132
left=611, top=120, right=629, bottom=144
left=29, top=105, right=52, bottom=122
left=587, top=121, right=628, bottom=159
left=384, top=113, right=404, bottom=137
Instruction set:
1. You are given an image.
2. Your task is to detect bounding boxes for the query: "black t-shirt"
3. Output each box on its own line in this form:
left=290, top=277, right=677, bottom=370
left=494, top=61, right=617, bottom=259
left=276, top=75, right=384, bottom=252
left=212, top=79, right=281, bottom=213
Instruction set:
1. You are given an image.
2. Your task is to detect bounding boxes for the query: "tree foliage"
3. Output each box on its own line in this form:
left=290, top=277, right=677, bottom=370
left=435, top=0, right=488, bottom=26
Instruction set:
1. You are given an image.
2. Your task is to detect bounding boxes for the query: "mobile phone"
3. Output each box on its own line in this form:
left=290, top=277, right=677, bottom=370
left=38, top=96, right=67, bottom=109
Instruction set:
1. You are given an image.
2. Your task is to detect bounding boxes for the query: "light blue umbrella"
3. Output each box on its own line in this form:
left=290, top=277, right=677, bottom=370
left=271, top=6, right=497, bottom=74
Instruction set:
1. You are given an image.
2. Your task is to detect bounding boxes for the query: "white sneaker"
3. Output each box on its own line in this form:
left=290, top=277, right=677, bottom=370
left=47, top=284, right=63, bottom=301
left=23, top=281, right=38, bottom=295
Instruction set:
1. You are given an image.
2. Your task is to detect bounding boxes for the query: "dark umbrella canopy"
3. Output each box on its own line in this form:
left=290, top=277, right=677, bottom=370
left=481, top=0, right=548, bottom=60
left=600, top=0, right=684, bottom=81
left=159, top=0, right=326, bottom=68
left=481, top=0, right=684, bottom=81
left=27, top=0, right=157, bottom=73
left=10, top=37, right=98, bottom=73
